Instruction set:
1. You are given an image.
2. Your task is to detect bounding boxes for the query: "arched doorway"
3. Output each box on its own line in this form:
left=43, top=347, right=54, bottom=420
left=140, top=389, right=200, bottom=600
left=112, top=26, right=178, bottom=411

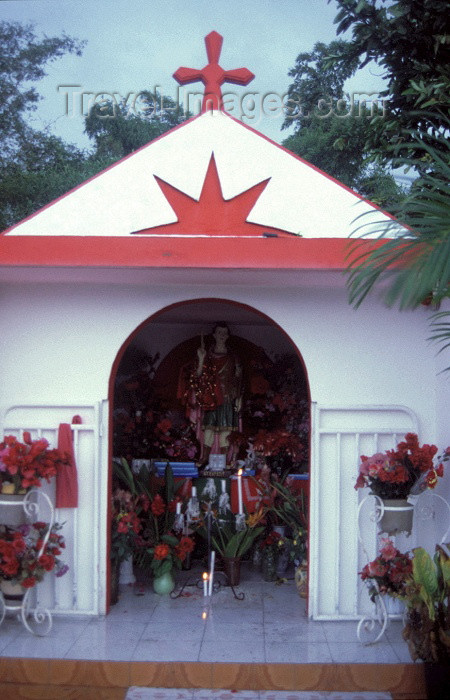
left=108, top=298, right=311, bottom=607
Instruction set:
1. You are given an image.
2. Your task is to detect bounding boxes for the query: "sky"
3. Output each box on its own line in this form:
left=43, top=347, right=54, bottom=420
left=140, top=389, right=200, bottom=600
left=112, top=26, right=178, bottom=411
left=1, top=0, right=385, bottom=151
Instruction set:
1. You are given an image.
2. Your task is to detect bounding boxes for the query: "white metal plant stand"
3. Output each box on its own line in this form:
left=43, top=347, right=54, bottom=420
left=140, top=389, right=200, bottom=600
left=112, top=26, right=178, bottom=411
left=0, top=488, right=54, bottom=636
left=357, top=490, right=450, bottom=645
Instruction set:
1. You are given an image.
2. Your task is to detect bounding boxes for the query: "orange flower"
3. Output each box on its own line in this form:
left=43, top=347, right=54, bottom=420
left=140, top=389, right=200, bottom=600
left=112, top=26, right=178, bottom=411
left=153, top=543, right=170, bottom=560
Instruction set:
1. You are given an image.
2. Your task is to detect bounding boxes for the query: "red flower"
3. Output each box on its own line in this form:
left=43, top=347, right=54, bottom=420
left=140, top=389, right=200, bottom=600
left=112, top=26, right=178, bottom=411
left=22, top=577, right=37, bottom=588
left=153, top=543, right=170, bottom=560
left=151, top=494, right=165, bottom=516
left=156, top=419, right=172, bottom=434
left=178, top=536, right=194, bottom=553
left=38, top=554, right=55, bottom=571
left=117, top=518, right=129, bottom=534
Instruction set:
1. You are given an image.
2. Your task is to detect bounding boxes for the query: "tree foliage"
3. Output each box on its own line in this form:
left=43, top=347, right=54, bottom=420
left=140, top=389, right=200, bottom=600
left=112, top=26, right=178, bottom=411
left=0, top=22, right=189, bottom=231
left=84, top=91, right=188, bottom=160
left=333, top=1, right=450, bottom=364
left=326, top=0, right=450, bottom=166
left=281, top=39, right=404, bottom=209
left=0, top=21, right=85, bottom=162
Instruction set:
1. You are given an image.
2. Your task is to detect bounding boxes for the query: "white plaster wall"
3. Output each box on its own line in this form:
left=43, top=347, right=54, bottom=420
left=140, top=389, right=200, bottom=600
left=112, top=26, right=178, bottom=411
left=0, top=277, right=447, bottom=442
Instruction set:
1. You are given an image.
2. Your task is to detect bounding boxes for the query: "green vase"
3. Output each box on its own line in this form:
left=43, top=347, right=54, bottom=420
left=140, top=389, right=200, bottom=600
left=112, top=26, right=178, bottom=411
left=153, top=570, right=175, bottom=595
left=262, top=549, right=277, bottom=581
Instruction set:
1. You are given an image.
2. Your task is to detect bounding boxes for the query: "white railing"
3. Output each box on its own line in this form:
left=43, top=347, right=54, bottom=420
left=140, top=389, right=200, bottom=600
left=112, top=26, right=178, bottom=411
left=310, top=404, right=418, bottom=620
left=0, top=403, right=106, bottom=617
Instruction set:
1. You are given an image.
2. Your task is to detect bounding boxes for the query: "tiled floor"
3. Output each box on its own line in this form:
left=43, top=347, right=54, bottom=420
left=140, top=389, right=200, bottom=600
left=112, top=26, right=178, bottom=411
left=0, top=563, right=413, bottom=665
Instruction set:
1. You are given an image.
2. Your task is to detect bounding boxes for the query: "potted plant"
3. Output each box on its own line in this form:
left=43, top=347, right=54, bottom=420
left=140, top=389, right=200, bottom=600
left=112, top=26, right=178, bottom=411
left=361, top=540, right=450, bottom=696
left=131, top=462, right=194, bottom=595
left=145, top=533, right=194, bottom=595
left=0, top=521, right=68, bottom=600
left=360, top=537, right=413, bottom=604
left=0, top=432, right=70, bottom=496
left=355, top=434, right=448, bottom=535
left=196, top=508, right=264, bottom=586
left=258, top=475, right=308, bottom=583
left=401, top=544, right=450, bottom=664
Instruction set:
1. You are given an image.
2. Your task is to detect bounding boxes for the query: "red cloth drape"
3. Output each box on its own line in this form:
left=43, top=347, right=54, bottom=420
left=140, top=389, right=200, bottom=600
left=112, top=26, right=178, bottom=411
left=56, top=423, right=79, bottom=508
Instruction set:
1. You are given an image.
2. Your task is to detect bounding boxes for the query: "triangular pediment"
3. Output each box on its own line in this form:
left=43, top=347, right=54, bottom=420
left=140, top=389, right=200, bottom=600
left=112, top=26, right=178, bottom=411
left=3, top=111, right=401, bottom=240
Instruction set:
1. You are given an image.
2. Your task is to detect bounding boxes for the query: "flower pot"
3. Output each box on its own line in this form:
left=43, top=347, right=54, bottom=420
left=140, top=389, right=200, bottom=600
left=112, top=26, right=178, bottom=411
left=273, top=525, right=286, bottom=537
left=0, top=493, right=27, bottom=526
left=378, top=498, right=414, bottom=536
left=0, top=579, right=25, bottom=603
left=385, top=596, right=405, bottom=616
left=262, top=549, right=277, bottom=581
left=252, top=546, right=262, bottom=569
left=119, top=556, right=136, bottom=585
left=294, top=564, right=308, bottom=598
left=276, top=546, right=290, bottom=576
left=222, top=557, right=241, bottom=586
left=153, top=570, right=175, bottom=595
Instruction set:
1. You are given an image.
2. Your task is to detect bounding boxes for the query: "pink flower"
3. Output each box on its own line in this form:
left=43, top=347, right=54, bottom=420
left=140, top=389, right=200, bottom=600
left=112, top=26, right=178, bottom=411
left=379, top=539, right=398, bottom=561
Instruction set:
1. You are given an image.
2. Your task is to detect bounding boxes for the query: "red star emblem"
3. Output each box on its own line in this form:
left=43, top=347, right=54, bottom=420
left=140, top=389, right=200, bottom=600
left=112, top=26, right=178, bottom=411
left=133, top=154, right=293, bottom=237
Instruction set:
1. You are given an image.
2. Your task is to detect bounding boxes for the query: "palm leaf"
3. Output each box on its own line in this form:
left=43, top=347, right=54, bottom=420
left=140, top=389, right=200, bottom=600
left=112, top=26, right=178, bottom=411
left=345, top=119, right=450, bottom=366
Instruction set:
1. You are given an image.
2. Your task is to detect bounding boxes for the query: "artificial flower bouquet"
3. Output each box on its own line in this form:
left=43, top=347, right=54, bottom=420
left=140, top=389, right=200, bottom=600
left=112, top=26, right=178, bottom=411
left=111, top=487, right=143, bottom=566
left=354, top=433, right=448, bottom=499
left=359, top=537, right=413, bottom=603
left=0, top=521, right=68, bottom=589
left=147, top=534, right=194, bottom=578
left=0, top=432, right=70, bottom=495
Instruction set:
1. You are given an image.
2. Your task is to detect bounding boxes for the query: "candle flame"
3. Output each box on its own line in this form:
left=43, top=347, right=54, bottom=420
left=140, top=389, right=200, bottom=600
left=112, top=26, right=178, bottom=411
left=237, top=468, right=243, bottom=476
left=202, top=572, right=208, bottom=581
left=202, top=611, right=207, bottom=620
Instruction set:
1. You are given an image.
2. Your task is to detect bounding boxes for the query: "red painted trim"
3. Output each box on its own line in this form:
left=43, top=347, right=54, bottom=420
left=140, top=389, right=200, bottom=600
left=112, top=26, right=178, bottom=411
left=107, top=298, right=312, bottom=613
left=0, top=236, right=385, bottom=269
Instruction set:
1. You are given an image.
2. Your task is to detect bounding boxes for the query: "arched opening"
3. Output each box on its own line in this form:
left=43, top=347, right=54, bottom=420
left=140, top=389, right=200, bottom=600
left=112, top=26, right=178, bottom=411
left=107, top=298, right=311, bottom=609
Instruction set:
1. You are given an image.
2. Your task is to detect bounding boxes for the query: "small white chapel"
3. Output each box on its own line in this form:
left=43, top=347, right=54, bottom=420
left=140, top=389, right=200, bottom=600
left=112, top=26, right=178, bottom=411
left=0, top=31, right=448, bottom=624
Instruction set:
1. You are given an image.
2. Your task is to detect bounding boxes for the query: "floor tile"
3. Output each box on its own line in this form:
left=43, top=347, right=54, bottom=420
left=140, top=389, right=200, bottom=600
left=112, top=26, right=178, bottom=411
left=321, top=621, right=360, bottom=643
left=264, top=620, right=326, bottom=643
left=1, top=633, right=79, bottom=659
left=265, top=640, right=333, bottom=663
left=133, top=638, right=201, bottom=662
left=327, top=641, right=399, bottom=664
left=141, top=620, right=206, bottom=642
left=390, top=641, right=415, bottom=663
left=199, top=637, right=265, bottom=662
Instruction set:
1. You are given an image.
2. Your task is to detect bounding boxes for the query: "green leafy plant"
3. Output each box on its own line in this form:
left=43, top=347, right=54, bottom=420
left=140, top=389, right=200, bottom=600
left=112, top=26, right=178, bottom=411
left=402, top=545, right=450, bottom=663
left=197, top=509, right=264, bottom=560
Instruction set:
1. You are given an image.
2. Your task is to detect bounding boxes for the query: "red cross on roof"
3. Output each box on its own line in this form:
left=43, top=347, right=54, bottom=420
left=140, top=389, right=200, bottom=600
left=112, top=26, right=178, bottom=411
left=173, top=31, right=255, bottom=113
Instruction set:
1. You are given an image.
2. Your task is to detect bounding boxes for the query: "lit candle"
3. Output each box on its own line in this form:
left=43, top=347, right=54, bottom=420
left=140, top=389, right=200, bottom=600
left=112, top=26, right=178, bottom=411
left=202, top=610, right=208, bottom=620
left=208, top=550, right=215, bottom=596
left=202, top=571, right=208, bottom=597
left=237, top=468, right=243, bottom=515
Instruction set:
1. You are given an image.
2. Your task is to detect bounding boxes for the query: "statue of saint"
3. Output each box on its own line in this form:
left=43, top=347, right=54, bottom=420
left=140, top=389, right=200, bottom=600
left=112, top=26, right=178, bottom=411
left=187, top=322, right=242, bottom=466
